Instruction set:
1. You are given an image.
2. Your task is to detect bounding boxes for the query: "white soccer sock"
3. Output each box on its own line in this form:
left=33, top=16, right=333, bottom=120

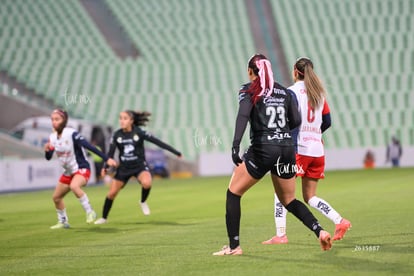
left=308, top=196, right=342, bottom=224
left=56, top=208, right=68, bottom=223
left=274, top=193, right=287, bottom=237
left=79, top=194, right=93, bottom=213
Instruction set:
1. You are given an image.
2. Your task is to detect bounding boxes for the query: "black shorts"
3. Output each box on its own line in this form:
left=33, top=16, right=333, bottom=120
left=243, top=144, right=296, bottom=179
left=113, top=162, right=150, bottom=184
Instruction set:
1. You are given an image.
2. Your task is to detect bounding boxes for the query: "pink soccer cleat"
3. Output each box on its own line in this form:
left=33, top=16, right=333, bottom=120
left=333, top=218, right=352, bottom=241
left=262, top=235, right=289, bottom=244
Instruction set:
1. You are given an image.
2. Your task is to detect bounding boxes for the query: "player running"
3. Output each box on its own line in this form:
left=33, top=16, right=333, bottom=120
left=94, top=110, right=182, bottom=224
left=262, top=57, right=351, bottom=245
left=213, top=54, right=332, bottom=256
left=45, top=109, right=117, bottom=229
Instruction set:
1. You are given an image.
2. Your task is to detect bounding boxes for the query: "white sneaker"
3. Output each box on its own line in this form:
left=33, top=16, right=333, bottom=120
left=140, top=202, right=151, bottom=215
left=50, top=222, right=70, bottom=229
left=94, top=218, right=107, bottom=225
left=86, top=210, right=97, bottom=223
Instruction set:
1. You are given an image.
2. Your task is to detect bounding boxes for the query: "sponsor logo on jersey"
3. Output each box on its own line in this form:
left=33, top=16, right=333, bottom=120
left=273, top=88, right=287, bottom=95
left=120, top=155, right=138, bottom=161
left=263, top=97, right=285, bottom=105
left=56, top=151, right=71, bottom=157
left=124, top=144, right=134, bottom=154
left=267, top=133, right=291, bottom=140
left=301, top=125, right=322, bottom=134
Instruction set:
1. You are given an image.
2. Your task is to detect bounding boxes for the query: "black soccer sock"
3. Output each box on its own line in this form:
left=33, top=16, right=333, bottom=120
left=285, top=199, right=323, bottom=238
left=226, top=189, right=241, bottom=249
left=141, top=187, right=151, bottom=203
left=102, top=197, right=113, bottom=219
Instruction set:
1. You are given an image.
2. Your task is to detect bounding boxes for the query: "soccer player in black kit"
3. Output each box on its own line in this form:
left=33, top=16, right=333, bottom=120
left=213, top=54, right=332, bottom=255
left=94, top=110, right=182, bottom=224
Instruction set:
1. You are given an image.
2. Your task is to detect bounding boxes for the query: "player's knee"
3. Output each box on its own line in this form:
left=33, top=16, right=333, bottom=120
left=52, top=195, right=61, bottom=203
left=107, top=190, right=119, bottom=200
left=69, top=184, right=83, bottom=196
left=141, top=180, right=152, bottom=189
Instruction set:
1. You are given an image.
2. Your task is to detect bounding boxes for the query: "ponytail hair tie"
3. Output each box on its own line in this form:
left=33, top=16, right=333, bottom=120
left=255, top=59, right=274, bottom=97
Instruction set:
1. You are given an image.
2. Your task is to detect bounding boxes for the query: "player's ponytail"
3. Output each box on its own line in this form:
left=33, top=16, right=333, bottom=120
left=244, top=54, right=275, bottom=104
left=294, top=57, right=326, bottom=109
left=125, top=110, right=151, bottom=127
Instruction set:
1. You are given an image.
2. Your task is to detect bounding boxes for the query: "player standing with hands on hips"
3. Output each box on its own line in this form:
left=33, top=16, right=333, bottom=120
left=94, top=110, right=182, bottom=224
left=213, top=54, right=332, bottom=256
left=44, top=109, right=117, bottom=229
left=262, top=57, right=351, bottom=245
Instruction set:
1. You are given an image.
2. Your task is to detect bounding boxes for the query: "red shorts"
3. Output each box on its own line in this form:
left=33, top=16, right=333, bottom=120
left=296, top=154, right=325, bottom=179
left=59, top=168, right=91, bottom=185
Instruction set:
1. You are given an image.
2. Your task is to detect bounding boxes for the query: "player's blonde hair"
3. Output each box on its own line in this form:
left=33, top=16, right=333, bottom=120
left=294, top=58, right=326, bottom=109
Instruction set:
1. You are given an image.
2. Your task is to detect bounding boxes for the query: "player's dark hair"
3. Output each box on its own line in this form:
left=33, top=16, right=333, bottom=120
left=244, top=54, right=274, bottom=104
left=294, top=57, right=326, bottom=109
left=125, top=110, right=151, bottom=126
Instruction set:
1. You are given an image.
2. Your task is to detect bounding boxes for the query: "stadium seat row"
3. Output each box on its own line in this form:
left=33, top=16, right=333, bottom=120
left=272, top=0, right=413, bottom=149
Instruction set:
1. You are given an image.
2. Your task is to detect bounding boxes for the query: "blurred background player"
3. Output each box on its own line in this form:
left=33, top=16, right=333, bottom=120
left=262, top=57, right=351, bottom=245
left=44, top=109, right=117, bottom=229
left=386, top=136, right=403, bottom=167
left=94, top=110, right=181, bottom=224
left=363, top=149, right=375, bottom=169
left=213, top=54, right=332, bottom=256
left=88, top=140, right=104, bottom=184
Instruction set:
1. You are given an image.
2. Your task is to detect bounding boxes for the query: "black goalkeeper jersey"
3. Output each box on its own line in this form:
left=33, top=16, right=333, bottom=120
left=108, top=126, right=181, bottom=169
left=232, top=82, right=301, bottom=147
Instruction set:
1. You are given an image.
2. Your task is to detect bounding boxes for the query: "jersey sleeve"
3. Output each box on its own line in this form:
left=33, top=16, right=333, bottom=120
left=287, top=89, right=299, bottom=108
left=321, top=100, right=332, bottom=132
left=141, top=129, right=182, bottom=156
left=72, top=132, right=109, bottom=161
left=45, top=150, right=54, bottom=160
left=232, top=91, right=253, bottom=148
left=322, top=100, right=330, bottom=115
left=45, top=135, right=55, bottom=160
left=286, top=91, right=301, bottom=130
left=107, top=134, right=117, bottom=159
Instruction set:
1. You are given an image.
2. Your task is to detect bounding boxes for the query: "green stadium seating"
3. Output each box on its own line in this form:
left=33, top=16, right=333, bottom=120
left=1, top=0, right=412, bottom=158
left=0, top=0, right=255, bottom=159
left=271, top=0, right=414, bottom=149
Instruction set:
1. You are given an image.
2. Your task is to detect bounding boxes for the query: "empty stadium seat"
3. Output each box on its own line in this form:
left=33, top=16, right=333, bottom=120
left=1, top=0, right=412, bottom=158
left=271, top=0, right=413, bottom=149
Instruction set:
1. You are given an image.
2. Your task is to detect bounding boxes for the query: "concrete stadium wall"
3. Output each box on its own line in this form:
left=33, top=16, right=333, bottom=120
left=0, top=158, right=97, bottom=193
left=0, top=94, right=50, bottom=130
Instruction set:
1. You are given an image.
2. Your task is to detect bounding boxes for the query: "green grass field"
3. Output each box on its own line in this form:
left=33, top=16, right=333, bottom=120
left=1, top=168, right=413, bottom=275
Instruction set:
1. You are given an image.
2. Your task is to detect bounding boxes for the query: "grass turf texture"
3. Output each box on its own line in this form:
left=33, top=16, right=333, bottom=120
left=0, top=168, right=413, bottom=275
